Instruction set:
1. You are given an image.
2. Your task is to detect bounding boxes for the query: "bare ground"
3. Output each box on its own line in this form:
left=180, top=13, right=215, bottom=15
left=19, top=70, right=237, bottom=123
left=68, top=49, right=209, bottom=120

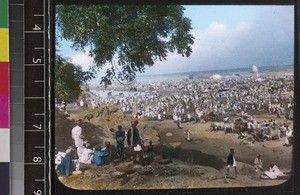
left=55, top=106, right=293, bottom=190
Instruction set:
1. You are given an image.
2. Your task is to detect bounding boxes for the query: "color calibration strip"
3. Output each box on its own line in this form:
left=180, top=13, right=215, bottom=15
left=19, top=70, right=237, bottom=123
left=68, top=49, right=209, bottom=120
left=0, top=0, right=10, bottom=194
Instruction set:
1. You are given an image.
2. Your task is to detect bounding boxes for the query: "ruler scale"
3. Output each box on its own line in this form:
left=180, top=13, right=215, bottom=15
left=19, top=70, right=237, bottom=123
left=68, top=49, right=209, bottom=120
left=9, top=0, right=25, bottom=194
left=24, top=0, right=48, bottom=194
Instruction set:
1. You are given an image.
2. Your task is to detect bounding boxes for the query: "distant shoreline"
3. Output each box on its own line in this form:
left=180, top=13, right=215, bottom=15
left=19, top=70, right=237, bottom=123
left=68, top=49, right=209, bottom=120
left=88, top=64, right=293, bottom=86
left=88, top=68, right=293, bottom=95
left=137, top=64, right=294, bottom=78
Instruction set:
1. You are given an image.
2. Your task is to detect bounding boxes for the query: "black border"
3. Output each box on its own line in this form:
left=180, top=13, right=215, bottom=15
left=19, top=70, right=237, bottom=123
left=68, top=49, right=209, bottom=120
left=50, top=0, right=299, bottom=194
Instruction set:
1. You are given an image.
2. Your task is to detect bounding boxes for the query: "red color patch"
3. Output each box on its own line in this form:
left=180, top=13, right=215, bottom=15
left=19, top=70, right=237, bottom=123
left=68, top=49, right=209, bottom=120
left=0, top=62, right=9, bottom=128
left=0, top=62, right=8, bottom=95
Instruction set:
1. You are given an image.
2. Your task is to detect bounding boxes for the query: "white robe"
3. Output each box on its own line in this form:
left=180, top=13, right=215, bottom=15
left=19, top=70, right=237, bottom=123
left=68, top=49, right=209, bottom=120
left=286, top=129, right=293, bottom=137
left=77, top=146, right=85, bottom=157
left=55, top=152, right=66, bottom=165
left=80, top=99, right=84, bottom=107
left=264, top=165, right=284, bottom=179
left=285, top=129, right=293, bottom=145
left=254, top=157, right=263, bottom=170
left=72, top=125, right=84, bottom=147
left=78, top=148, right=94, bottom=164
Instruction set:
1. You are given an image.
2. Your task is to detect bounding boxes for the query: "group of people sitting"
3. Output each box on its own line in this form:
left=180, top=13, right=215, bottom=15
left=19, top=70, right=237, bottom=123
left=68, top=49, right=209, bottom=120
left=254, top=154, right=286, bottom=179
left=226, top=149, right=286, bottom=180
left=56, top=142, right=109, bottom=177
left=56, top=118, right=145, bottom=177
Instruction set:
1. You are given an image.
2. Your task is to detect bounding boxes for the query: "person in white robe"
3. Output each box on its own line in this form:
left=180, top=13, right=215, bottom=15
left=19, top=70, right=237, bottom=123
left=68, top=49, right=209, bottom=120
left=263, top=163, right=284, bottom=179
left=78, top=145, right=94, bottom=164
left=71, top=120, right=84, bottom=148
left=80, top=99, right=84, bottom=107
left=284, top=126, right=293, bottom=146
left=254, top=154, right=263, bottom=172
left=184, top=130, right=191, bottom=141
left=91, top=99, right=96, bottom=109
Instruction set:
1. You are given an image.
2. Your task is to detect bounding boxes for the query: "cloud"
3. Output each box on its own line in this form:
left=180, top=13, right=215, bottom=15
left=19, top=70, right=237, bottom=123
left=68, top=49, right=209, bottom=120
left=68, top=51, right=95, bottom=71
left=191, top=21, right=251, bottom=66
left=146, top=8, right=293, bottom=76
left=67, top=6, right=294, bottom=77
left=145, top=21, right=252, bottom=74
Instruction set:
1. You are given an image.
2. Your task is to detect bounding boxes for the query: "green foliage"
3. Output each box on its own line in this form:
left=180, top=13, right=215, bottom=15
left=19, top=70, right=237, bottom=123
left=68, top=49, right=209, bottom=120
left=55, top=55, right=94, bottom=103
left=56, top=5, right=194, bottom=86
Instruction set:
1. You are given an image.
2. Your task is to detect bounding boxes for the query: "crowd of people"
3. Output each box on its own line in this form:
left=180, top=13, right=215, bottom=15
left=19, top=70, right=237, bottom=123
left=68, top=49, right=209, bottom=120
left=84, top=74, right=293, bottom=124
left=56, top=117, right=290, bottom=180
left=56, top=73, right=293, bottom=179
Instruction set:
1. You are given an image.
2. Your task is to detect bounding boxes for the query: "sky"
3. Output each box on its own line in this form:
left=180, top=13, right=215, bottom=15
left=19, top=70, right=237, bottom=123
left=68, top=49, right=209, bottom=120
left=56, top=5, right=294, bottom=78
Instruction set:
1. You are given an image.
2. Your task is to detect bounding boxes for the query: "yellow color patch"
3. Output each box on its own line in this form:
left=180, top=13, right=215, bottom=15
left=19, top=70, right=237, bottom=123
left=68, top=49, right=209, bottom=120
left=0, top=28, right=9, bottom=62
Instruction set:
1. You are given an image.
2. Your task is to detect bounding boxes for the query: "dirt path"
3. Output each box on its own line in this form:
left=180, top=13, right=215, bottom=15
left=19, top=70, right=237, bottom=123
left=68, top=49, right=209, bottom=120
left=146, top=120, right=293, bottom=172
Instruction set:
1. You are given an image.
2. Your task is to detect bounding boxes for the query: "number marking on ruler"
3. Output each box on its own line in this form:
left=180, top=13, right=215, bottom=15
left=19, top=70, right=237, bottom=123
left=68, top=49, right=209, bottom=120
left=34, top=146, right=45, bottom=149
left=24, top=130, right=45, bottom=132
left=24, top=31, right=45, bottom=33
left=24, top=97, right=45, bottom=99
left=34, top=80, right=45, bottom=83
left=33, top=124, right=42, bottom=130
left=33, top=190, right=42, bottom=195
left=34, top=113, right=45, bottom=116
left=24, top=64, right=45, bottom=66
left=35, top=179, right=45, bottom=182
left=24, top=0, right=47, bottom=194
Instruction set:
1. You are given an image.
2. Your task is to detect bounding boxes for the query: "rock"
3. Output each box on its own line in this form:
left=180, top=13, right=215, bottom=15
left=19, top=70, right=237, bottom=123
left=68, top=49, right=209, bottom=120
left=170, top=142, right=181, bottom=148
left=137, top=169, right=152, bottom=175
left=165, top=132, right=173, bottom=137
left=84, top=170, right=92, bottom=176
left=133, top=164, right=143, bottom=169
left=98, top=173, right=110, bottom=179
left=137, top=165, right=153, bottom=175
left=194, top=139, right=203, bottom=144
left=113, top=159, right=121, bottom=163
left=72, top=171, right=82, bottom=175
left=158, top=159, right=172, bottom=165
left=116, top=165, right=136, bottom=175
left=109, top=171, right=126, bottom=178
left=120, top=176, right=132, bottom=186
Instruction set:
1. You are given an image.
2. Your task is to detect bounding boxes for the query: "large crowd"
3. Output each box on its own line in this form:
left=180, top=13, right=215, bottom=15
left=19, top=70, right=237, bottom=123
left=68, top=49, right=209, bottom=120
left=86, top=74, right=294, bottom=122
left=55, top=73, right=294, bottom=181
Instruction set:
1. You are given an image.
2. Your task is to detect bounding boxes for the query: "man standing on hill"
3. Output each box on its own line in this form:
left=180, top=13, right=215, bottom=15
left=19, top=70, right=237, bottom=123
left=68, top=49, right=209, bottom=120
left=226, top=148, right=238, bottom=176
left=127, top=119, right=143, bottom=165
left=115, top=125, right=126, bottom=160
left=71, top=120, right=84, bottom=148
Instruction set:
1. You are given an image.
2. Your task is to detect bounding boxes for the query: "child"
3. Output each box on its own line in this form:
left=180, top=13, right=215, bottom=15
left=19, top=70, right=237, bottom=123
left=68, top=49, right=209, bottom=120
left=254, top=154, right=263, bottom=172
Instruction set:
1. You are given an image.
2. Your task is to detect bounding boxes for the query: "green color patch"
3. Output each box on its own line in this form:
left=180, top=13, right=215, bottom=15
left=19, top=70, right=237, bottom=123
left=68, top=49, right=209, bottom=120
left=0, top=0, right=8, bottom=28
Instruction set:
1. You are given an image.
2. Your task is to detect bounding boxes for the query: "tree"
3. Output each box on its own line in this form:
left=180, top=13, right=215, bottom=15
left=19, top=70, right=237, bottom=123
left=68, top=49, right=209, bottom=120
left=55, top=55, right=94, bottom=103
left=56, top=5, right=194, bottom=86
